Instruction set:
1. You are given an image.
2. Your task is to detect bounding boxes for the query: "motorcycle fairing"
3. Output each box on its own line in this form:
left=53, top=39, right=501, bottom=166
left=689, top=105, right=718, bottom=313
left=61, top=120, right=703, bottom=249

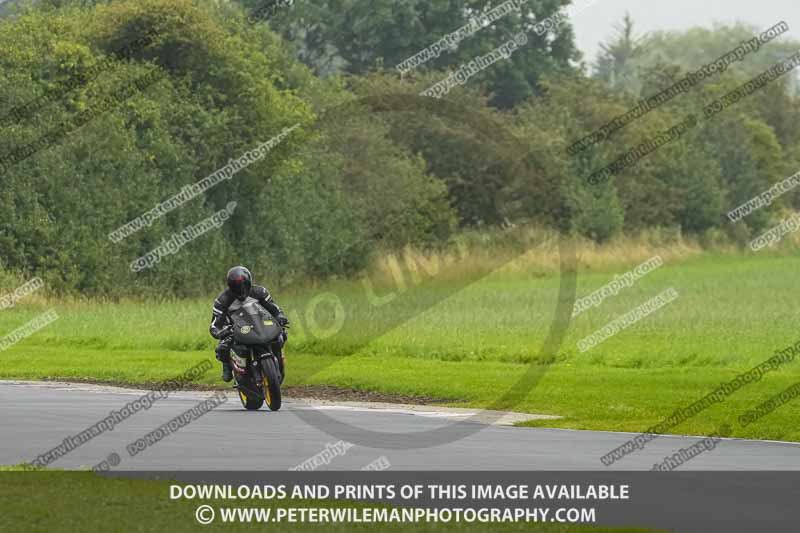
left=230, top=296, right=282, bottom=346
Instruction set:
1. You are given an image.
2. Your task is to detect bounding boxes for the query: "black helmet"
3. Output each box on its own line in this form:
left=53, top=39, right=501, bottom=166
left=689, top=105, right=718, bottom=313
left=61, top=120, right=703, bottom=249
left=226, top=266, right=252, bottom=301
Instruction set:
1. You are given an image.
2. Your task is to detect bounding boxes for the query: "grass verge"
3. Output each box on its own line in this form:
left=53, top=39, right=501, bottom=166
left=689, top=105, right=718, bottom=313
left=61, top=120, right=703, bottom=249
left=1, top=250, right=799, bottom=442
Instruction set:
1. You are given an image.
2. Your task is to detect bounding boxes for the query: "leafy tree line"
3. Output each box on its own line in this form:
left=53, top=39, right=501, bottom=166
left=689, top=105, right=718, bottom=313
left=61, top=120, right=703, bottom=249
left=0, top=0, right=798, bottom=296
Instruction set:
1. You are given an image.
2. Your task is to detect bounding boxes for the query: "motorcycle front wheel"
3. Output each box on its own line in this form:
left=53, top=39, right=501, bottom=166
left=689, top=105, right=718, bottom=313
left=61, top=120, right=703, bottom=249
left=236, top=376, right=265, bottom=410
left=261, top=357, right=282, bottom=411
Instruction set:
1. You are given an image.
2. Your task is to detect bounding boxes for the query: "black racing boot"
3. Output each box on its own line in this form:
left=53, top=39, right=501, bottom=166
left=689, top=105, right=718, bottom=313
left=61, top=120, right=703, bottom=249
left=221, top=360, right=233, bottom=382
left=216, top=339, right=234, bottom=383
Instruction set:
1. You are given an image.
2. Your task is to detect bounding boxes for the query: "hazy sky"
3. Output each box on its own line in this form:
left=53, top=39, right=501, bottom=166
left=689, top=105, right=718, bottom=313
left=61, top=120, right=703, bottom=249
left=571, top=0, right=800, bottom=65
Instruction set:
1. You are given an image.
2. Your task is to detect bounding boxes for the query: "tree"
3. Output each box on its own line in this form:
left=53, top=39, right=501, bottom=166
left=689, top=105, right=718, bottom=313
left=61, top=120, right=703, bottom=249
left=262, top=0, right=583, bottom=108
left=594, top=12, right=644, bottom=94
left=632, top=21, right=800, bottom=96
left=0, top=0, right=460, bottom=293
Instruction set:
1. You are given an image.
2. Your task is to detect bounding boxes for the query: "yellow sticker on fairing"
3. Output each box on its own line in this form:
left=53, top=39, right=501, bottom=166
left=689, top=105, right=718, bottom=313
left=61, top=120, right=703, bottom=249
left=263, top=320, right=274, bottom=326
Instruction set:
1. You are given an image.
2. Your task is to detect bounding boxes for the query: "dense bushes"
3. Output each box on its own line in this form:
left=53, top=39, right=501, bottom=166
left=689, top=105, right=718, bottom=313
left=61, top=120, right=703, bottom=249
left=0, top=0, right=455, bottom=295
left=0, top=0, right=798, bottom=296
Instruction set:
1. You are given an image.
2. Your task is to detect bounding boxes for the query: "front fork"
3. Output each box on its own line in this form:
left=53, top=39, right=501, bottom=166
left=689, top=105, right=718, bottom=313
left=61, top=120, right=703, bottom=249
left=276, top=353, right=286, bottom=384
left=234, top=348, right=284, bottom=396
left=256, top=343, right=285, bottom=382
left=254, top=352, right=284, bottom=382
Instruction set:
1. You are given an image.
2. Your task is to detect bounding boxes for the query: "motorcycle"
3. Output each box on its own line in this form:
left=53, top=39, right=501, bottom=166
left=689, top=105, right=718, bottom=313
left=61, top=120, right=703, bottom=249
left=225, top=297, right=285, bottom=411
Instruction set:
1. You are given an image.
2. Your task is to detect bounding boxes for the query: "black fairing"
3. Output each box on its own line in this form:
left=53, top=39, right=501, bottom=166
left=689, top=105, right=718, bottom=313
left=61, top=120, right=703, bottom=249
left=231, top=298, right=283, bottom=346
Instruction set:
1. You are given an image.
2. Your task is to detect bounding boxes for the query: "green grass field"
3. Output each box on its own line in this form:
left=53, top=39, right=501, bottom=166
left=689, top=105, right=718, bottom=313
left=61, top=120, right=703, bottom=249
left=2, top=249, right=799, bottom=442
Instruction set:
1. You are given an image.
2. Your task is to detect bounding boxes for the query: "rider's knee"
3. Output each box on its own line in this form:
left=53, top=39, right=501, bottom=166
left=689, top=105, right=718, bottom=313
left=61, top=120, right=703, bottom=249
left=215, top=344, right=231, bottom=361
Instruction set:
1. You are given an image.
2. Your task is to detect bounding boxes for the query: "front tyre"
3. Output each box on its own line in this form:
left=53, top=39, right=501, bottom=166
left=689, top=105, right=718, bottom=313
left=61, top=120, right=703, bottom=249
left=262, top=357, right=282, bottom=411
left=236, top=378, right=264, bottom=410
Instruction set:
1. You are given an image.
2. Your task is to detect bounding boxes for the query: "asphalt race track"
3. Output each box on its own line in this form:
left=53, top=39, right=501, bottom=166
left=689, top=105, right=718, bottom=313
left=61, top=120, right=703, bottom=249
left=2, top=381, right=799, bottom=471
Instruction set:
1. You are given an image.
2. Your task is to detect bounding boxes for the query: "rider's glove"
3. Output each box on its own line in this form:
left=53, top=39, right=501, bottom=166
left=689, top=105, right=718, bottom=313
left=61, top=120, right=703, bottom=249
left=277, top=315, right=290, bottom=328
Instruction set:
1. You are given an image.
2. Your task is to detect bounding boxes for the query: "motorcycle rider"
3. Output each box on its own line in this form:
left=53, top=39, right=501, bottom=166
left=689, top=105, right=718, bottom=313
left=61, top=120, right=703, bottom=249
left=210, top=266, right=289, bottom=382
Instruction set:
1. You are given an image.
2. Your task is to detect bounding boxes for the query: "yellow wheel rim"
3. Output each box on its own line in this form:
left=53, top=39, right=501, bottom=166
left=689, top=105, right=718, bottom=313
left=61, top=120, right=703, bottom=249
left=239, top=390, right=247, bottom=403
left=264, top=376, right=271, bottom=406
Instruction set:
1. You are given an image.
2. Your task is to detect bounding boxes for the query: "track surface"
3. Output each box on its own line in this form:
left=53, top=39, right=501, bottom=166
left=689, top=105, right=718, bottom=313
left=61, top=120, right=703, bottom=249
left=2, top=381, right=799, bottom=470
